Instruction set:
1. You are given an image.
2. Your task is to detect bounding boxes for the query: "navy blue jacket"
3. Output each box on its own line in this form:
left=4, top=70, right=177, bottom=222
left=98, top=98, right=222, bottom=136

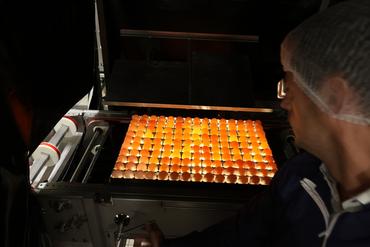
left=162, top=152, right=370, bottom=247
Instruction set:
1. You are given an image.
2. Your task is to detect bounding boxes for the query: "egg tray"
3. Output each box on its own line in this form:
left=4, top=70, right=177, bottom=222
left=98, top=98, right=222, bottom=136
left=111, top=114, right=277, bottom=185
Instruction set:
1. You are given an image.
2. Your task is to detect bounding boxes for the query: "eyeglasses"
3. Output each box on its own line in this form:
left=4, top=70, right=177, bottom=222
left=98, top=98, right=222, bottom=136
left=277, top=78, right=287, bottom=99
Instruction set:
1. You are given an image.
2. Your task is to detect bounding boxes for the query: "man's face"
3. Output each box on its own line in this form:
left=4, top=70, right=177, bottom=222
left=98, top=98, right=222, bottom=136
left=279, top=71, right=328, bottom=153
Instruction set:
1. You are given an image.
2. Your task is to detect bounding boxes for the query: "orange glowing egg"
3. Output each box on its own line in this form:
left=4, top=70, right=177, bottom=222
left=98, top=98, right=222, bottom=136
left=134, top=171, right=145, bottom=179
left=139, top=156, right=149, bottom=164
left=235, top=160, right=244, bottom=168
left=192, top=158, right=201, bottom=166
left=140, top=150, right=150, bottom=157
left=193, top=173, right=203, bottom=182
left=236, top=168, right=246, bottom=176
left=111, top=170, right=122, bottom=179
left=137, top=163, right=147, bottom=171
left=181, top=172, right=191, bottom=181
left=222, top=153, right=231, bottom=161
left=171, top=151, right=181, bottom=159
left=204, top=173, right=214, bottom=182
left=250, top=175, right=260, bottom=184
left=203, top=166, right=213, bottom=174
left=192, top=166, right=202, bottom=174
left=182, top=158, right=191, bottom=166
left=130, top=149, right=139, bottom=157
left=171, top=157, right=181, bottom=165
left=159, top=164, right=169, bottom=172
left=225, top=167, right=235, bottom=175
left=128, top=156, right=138, bottom=163
left=202, top=160, right=212, bottom=167
left=203, top=152, right=211, bottom=160
left=123, top=170, right=135, bottom=179
left=149, top=157, right=159, bottom=164
left=170, top=164, right=180, bottom=173
left=215, top=174, right=225, bottom=183
left=223, top=160, right=233, bottom=168
left=182, top=151, right=191, bottom=159
left=148, top=163, right=158, bottom=172
left=145, top=171, right=156, bottom=180
left=169, top=172, right=180, bottom=181
left=151, top=149, right=161, bottom=157
left=239, top=176, right=249, bottom=184
left=158, top=171, right=168, bottom=180
left=213, top=160, right=222, bottom=168
left=125, top=162, right=136, bottom=171
left=227, top=174, right=237, bottom=184
left=162, top=150, right=171, bottom=159
left=161, top=157, right=170, bottom=165
left=114, top=162, right=124, bottom=171
left=213, top=167, right=223, bottom=175
left=116, top=155, right=126, bottom=163
left=181, top=165, right=190, bottom=173
left=233, top=154, right=243, bottom=161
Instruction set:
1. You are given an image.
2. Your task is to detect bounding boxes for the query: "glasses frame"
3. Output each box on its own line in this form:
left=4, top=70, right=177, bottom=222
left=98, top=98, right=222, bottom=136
left=277, top=79, right=287, bottom=99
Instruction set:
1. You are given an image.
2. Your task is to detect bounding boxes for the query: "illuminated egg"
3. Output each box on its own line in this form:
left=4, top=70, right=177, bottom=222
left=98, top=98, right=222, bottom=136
left=137, top=163, right=148, bottom=172
left=170, top=172, right=180, bottom=181
left=235, top=160, right=244, bottom=168
left=171, top=157, right=181, bottom=166
left=149, top=156, right=159, bottom=164
left=170, top=164, right=180, bottom=173
left=182, top=145, right=191, bottom=153
left=114, top=162, right=124, bottom=171
left=249, top=167, right=258, bottom=176
left=159, top=164, right=169, bottom=172
left=116, top=155, right=126, bottom=163
left=202, top=152, right=211, bottom=160
left=121, top=140, right=131, bottom=150
left=125, top=162, right=137, bottom=171
left=194, top=117, right=201, bottom=124
left=192, top=134, right=201, bottom=141
left=142, top=142, right=152, bottom=151
left=239, top=136, right=247, bottom=143
left=193, top=173, right=203, bottom=182
left=202, top=139, right=210, bottom=146
left=203, top=166, right=213, bottom=174
left=222, top=153, right=231, bottom=161
left=259, top=176, right=271, bottom=185
left=225, top=167, right=235, bottom=175
left=255, top=162, right=266, bottom=170
left=233, top=154, right=243, bottom=161
left=163, top=139, right=172, bottom=146
left=171, top=151, right=181, bottom=159
left=181, top=165, right=191, bottom=173
left=182, top=151, right=191, bottom=159
left=264, top=148, right=273, bottom=156
left=192, top=158, right=201, bottom=167
left=213, top=153, right=221, bottom=161
left=213, top=161, right=222, bottom=168
left=223, top=160, right=233, bottom=168
left=267, top=170, right=276, bottom=178
left=161, top=157, right=170, bottom=165
left=182, top=158, right=191, bottom=166
left=173, top=143, right=182, bottom=151
left=250, top=175, right=260, bottom=185
left=140, top=150, right=150, bottom=157
left=154, top=132, right=163, bottom=139
left=229, top=135, right=238, bottom=142
left=173, top=139, right=182, bottom=147
left=193, top=139, right=201, bottom=146
left=148, top=163, right=158, bottom=172
left=158, top=171, right=169, bottom=180
left=130, top=149, right=140, bottom=157
left=227, top=174, right=237, bottom=184
left=145, top=171, right=156, bottom=180
left=215, top=174, right=225, bottom=183
left=162, top=150, right=171, bottom=159
left=192, top=166, right=202, bottom=174
left=128, top=155, right=138, bottom=163
left=144, top=130, right=154, bottom=139
left=193, top=151, right=201, bottom=160
left=236, top=168, right=246, bottom=176
left=183, top=133, right=191, bottom=140
left=239, top=176, right=249, bottom=184
left=213, top=167, right=223, bottom=175
left=111, top=170, right=122, bottom=179
left=253, top=154, right=264, bottom=163
left=175, top=122, right=183, bottom=129
left=202, top=159, right=212, bottom=167
left=259, top=169, right=269, bottom=177
left=181, top=172, right=191, bottom=181
left=204, top=173, right=214, bottom=183
left=131, top=141, right=141, bottom=150
left=243, top=161, right=254, bottom=169
left=134, top=171, right=145, bottom=179
left=166, top=122, right=174, bottom=129
left=139, top=156, right=149, bottom=164
left=243, top=153, right=252, bottom=161
left=151, top=150, right=161, bottom=158
left=123, top=170, right=135, bottom=179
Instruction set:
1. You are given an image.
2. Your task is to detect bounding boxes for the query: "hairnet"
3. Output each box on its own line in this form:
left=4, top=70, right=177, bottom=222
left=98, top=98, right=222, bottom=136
left=281, top=0, right=370, bottom=125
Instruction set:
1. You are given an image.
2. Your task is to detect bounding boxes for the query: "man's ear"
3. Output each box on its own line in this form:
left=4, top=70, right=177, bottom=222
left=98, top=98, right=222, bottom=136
left=320, top=76, right=351, bottom=114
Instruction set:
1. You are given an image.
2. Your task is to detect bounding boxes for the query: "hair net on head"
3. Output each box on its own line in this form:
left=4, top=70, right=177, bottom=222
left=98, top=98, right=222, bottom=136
left=281, top=0, right=370, bottom=125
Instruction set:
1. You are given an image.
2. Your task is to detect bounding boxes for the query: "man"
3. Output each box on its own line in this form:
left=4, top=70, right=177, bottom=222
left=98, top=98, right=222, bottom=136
left=146, top=0, right=370, bottom=246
